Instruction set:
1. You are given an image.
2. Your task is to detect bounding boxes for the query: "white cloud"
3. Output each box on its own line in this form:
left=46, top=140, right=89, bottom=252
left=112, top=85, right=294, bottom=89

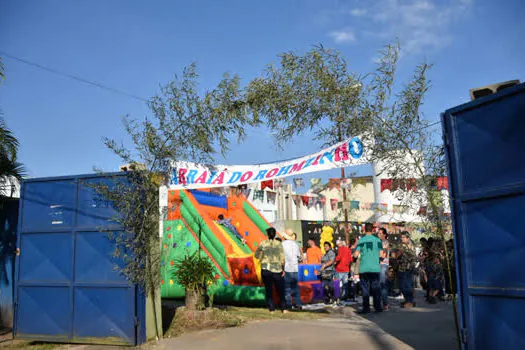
left=350, top=8, right=367, bottom=16
left=328, top=29, right=356, bottom=43
left=335, top=0, right=473, bottom=54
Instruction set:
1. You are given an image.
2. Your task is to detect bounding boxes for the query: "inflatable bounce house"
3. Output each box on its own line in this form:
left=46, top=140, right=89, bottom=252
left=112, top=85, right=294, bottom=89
left=160, top=189, right=341, bottom=305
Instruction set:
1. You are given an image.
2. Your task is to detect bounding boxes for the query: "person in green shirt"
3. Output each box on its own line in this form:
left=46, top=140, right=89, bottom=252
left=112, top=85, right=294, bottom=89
left=354, top=223, right=384, bottom=314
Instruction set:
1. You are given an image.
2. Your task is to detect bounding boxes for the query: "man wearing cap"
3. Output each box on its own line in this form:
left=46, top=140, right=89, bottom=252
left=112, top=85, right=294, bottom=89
left=282, top=229, right=303, bottom=310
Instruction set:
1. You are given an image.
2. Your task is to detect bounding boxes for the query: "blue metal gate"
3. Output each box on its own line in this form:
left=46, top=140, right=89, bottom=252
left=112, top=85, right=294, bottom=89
left=442, top=83, right=525, bottom=349
left=14, top=174, right=144, bottom=345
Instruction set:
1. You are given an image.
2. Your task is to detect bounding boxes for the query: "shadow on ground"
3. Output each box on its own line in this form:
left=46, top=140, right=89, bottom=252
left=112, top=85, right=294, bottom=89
left=353, top=290, right=459, bottom=350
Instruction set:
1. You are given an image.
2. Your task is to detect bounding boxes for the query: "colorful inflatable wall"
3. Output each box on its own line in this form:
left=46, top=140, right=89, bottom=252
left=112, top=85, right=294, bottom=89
left=160, top=189, right=340, bottom=305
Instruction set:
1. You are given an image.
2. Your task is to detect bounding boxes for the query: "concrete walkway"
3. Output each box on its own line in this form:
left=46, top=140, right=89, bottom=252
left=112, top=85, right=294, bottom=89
left=147, top=292, right=458, bottom=350
left=1, top=291, right=458, bottom=349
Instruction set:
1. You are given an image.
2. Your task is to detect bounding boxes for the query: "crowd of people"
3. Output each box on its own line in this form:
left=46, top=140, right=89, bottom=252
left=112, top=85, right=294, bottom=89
left=254, top=224, right=456, bottom=314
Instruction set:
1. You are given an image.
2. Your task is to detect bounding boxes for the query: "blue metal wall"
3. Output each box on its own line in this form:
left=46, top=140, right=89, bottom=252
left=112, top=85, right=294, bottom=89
left=0, top=198, right=18, bottom=331
left=14, top=174, right=146, bottom=345
left=442, top=83, right=525, bottom=349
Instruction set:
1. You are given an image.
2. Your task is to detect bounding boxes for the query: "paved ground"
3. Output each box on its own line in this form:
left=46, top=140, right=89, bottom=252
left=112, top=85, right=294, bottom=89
left=147, top=291, right=458, bottom=350
left=1, top=290, right=459, bottom=349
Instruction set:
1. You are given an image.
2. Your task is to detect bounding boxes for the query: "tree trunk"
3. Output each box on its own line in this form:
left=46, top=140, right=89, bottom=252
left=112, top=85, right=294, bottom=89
left=185, top=287, right=205, bottom=311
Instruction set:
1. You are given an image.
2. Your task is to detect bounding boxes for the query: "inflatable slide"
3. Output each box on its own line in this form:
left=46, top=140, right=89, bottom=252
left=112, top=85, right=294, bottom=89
left=160, top=189, right=341, bottom=305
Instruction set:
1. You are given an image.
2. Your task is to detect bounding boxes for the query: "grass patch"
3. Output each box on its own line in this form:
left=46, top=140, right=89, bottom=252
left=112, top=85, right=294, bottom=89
left=226, top=306, right=329, bottom=321
left=1, top=341, right=60, bottom=349
left=165, top=306, right=329, bottom=338
left=165, top=307, right=245, bottom=338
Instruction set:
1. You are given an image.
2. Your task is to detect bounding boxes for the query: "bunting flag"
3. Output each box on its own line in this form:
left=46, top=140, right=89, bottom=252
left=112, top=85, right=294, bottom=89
left=330, top=198, right=338, bottom=211
left=361, top=202, right=371, bottom=210
left=437, top=177, right=449, bottom=190
left=341, top=178, right=352, bottom=189
left=380, top=179, right=393, bottom=192
left=261, top=180, right=274, bottom=190
left=301, top=195, right=310, bottom=206
left=266, top=191, right=277, bottom=204
left=253, top=190, right=264, bottom=201
left=293, top=178, right=305, bottom=188
left=319, top=196, right=326, bottom=204
left=351, top=200, right=360, bottom=209
left=328, top=178, right=341, bottom=190
left=274, top=178, right=285, bottom=189
left=380, top=203, right=388, bottom=212
left=307, top=197, right=315, bottom=208
left=392, top=179, right=404, bottom=191
left=310, top=178, right=322, bottom=188
left=292, top=195, right=300, bottom=205
left=407, top=178, right=417, bottom=191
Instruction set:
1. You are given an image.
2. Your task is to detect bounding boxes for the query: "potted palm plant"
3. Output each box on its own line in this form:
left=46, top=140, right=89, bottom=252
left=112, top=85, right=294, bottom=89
left=173, top=252, right=216, bottom=311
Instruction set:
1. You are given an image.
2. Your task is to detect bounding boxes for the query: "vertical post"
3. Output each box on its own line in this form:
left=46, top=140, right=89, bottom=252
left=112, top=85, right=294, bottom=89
left=341, top=166, right=350, bottom=246
left=338, top=124, right=350, bottom=246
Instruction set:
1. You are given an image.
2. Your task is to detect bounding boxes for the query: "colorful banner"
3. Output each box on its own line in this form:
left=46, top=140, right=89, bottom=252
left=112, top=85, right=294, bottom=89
left=168, top=136, right=369, bottom=189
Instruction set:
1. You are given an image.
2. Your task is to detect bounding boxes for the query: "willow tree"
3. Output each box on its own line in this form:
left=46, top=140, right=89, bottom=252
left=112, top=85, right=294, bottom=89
left=95, top=63, right=259, bottom=339
left=247, top=43, right=459, bottom=347
left=246, top=45, right=369, bottom=244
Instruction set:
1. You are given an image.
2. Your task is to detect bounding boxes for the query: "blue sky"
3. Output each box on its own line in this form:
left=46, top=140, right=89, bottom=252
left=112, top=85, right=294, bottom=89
left=1, top=0, right=524, bottom=190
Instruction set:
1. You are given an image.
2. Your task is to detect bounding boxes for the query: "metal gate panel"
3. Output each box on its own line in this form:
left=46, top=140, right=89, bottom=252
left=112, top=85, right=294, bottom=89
left=74, top=231, right=126, bottom=283
left=20, top=180, right=77, bottom=231
left=462, top=194, right=525, bottom=288
left=443, top=83, right=525, bottom=349
left=16, top=286, right=70, bottom=338
left=15, top=174, right=138, bottom=345
left=73, top=286, right=134, bottom=341
left=18, top=233, right=72, bottom=282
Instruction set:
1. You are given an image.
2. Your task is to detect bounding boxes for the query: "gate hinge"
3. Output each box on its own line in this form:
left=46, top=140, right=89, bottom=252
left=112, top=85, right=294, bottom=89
left=461, top=328, right=468, bottom=344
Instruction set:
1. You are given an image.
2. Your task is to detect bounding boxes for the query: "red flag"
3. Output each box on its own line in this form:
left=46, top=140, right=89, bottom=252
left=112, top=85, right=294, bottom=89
left=380, top=179, right=393, bottom=192
left=437, top=177, right=449, bottom=190
left=302, top=196, right=309, bottom=206
left=261, top=180, right=274, bottom=190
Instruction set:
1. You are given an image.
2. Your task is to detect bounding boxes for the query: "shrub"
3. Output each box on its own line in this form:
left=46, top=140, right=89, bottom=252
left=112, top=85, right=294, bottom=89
left=173, top=253, right=216, bottom=310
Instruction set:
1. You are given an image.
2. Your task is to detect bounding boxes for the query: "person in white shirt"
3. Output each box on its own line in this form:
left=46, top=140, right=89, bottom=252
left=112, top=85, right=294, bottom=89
left=282, top=229, right=303, bottom=310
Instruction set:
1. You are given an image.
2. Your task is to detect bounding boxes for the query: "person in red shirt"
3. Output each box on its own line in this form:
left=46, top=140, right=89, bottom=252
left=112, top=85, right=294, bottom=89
left=335, top=239, right=353, bottom=301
